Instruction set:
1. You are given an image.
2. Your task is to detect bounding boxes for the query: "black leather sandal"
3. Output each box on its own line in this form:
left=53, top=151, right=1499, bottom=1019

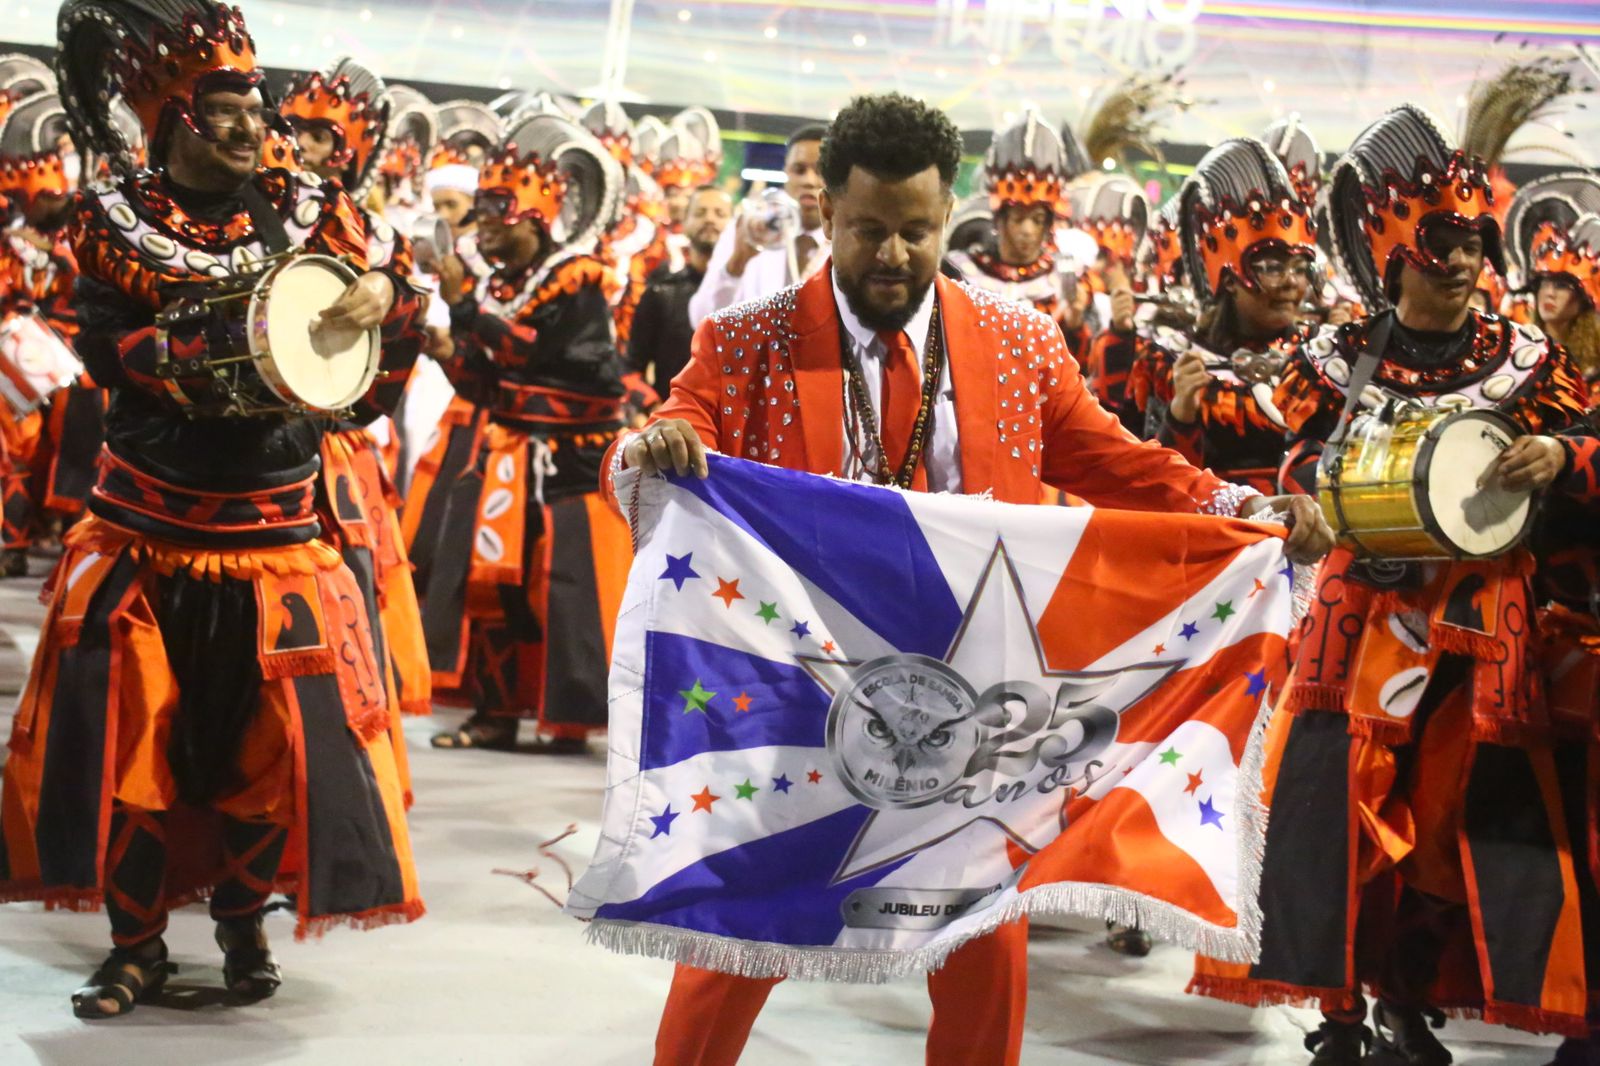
left=1104, top=921, right=1153, bottom=957
left=215, top=915, right=283, bottom=1001
left=71, top=940, right=174, bottom=1019
left=430, top=713, right=516, bottom=750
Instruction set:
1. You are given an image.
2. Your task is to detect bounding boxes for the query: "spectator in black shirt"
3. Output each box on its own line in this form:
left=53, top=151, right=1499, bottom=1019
left=629, top=185, right=733, bottom=393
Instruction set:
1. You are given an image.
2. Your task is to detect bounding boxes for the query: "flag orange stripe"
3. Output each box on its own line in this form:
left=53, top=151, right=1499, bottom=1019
left=1037, top=510, right=1281, bottom=671
left=1115, top=632, right=1288, bottom=757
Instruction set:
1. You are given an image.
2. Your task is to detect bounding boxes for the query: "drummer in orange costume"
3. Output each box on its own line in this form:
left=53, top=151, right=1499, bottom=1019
left=0, top=0, right=427, bottom=1019
left=1189, top=105, right=1590, bottom=1065
left=406, top=111, right=634, bottom=752
left=279, top=57, right=433, bottom=737
left=0, top=89, right=97, bottom=575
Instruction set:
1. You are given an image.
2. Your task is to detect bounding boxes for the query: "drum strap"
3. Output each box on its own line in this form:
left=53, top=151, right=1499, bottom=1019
left=1327, top=310, right=1395, bottom=448
left=239, top=181, right=293, bottom=256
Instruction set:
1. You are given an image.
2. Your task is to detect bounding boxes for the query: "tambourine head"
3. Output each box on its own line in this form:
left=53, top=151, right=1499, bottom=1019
left=248, top=255, right=381, bottom=412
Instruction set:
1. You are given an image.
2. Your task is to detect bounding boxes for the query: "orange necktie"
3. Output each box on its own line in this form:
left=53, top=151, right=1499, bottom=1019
left=876, top=329, right=927, bottom=491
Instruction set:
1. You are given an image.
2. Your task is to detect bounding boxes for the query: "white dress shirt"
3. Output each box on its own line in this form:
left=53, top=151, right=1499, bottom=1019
left=688, top=221, right=829, bottom=328
left=831, top=268, right=962, bottom=494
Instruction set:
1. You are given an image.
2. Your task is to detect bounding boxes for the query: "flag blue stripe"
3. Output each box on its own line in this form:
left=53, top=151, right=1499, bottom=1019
left=670, top=457, right=964, bottom=659
left=641, top=631, right=830, bottom=772
left=594, top=806, right=912, bottom=944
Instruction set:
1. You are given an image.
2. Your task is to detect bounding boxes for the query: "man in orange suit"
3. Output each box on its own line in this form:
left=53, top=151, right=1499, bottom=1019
left=606, top=92, right=1334, bottom=1066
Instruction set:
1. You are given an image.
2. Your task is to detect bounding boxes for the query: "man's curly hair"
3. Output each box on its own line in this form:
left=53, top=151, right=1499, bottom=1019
left=819, top=93, right=963, bottom=195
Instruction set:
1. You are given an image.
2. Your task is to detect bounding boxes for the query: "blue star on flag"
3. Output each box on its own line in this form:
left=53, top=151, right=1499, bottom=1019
left=649, top=805, right=680, bottom=838
left=656, top=557, right=700, bottom=589
left=1179, top=621, right=1200, bottom=641
left=1279, top=562, right=1295, bottom=583
left=772, top=774, right=793, bottom=793
left=1245, top=669, right=1268, bottom=697
left=790, top=620, right=811, bottom=640
left=1198, top=797, right=1225, bottom=830
left=659, top=553, right=700, bottom=591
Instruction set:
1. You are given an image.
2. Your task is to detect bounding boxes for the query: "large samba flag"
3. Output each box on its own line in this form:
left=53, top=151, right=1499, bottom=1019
left=568, top=455, right=1302, bottom=981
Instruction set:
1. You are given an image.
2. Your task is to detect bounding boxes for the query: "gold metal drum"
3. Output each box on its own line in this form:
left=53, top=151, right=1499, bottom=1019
left=1316, top=404, right=1534, bottom=560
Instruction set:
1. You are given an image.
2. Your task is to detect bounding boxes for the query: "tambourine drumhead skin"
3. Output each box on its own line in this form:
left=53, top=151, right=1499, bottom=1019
left=1421, top=411, right=1531, bottom=557
left=1317, top=407, right=1533, bottom=561
left=0, top=313, right=84, bottom=415
left=248, top=255, right=380, bottom=412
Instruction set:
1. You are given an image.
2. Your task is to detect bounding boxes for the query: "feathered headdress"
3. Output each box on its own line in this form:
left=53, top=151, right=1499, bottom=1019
left=1080, top=72, right=1195, bottom=173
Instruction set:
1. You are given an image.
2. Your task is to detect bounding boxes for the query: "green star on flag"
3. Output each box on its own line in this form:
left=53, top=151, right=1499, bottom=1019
left=734, top=778, right=759, bottom=800
left=755, top=602, right=780, bottom=625
left=1212, top=600, right=1236, bottom=622
left=1159, top=746, right=1183, bottom=766
left=680, top=680, right=716, bottom=714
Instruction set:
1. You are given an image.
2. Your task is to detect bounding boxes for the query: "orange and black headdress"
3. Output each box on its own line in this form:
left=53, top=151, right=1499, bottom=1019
left=0, top=55, right=56, bottom=99
left=57, top=0, right=264, bottom=173
left=477, top=111, right=621, bottom=252
left=428, top=99, right=500, bottom=170
left=1179, top=137, right=1317, bottom=303
left=1142, top=194, right=1184, bottom=291
left=279, top=57, right=392, bottom=200
left=581, top=100, right=632, bottom=169
left=1261, top=114, right=1323, bottom=205
left=1506, top=171, right=1600, bottom=311
left=985, top=111, right=1068, bottom=217
left=377, top=84, right=435, bottom=190
left=656, top=128, right=714, bottom=191
left=631, top=115, right=668, bottom=177
left=1071, top=172, right=1150, bottom=268
left=0, top=91, right=76, bottom=212
left=1328, top=104, right=1504, bottom=311
left=663, top=106, right=720, bottom=187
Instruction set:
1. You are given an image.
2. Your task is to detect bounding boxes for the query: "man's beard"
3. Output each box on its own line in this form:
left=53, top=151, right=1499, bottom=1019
left=689, top=229, right=720, bottom=258
left=836, top=267, right=933, bottom=334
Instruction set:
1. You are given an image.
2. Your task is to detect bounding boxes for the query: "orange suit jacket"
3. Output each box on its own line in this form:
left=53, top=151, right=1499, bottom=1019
left=604, top=264, right=1237, bottom=514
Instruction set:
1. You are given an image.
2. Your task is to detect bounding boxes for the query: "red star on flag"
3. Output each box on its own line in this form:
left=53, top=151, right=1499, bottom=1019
left=712, top=578, right=745, bottom=608
left=1248, top=578, right=1266, bottom=598
left=690, top=786, right=720, bottom=812
left=821, top=640, right=837, bottom=655
left=1184, top=770, right=1204, bottom=796
left=732, top=692, right=753, bottom=713
left=1152, top=643, right=1166, bottom=655
left=806, top=769, right=822, bottom=784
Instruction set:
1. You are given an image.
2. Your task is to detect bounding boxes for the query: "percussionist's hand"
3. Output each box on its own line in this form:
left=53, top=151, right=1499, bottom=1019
left=1109, top=288, right=1136, bottom=333
left=1482, top=435, right=1567, bottom=492
left=318, top=271, right=395, bottom=333
left=436, top=254, right=468, bottom=306
left=1168, top=348, right=1211, bottom=424
left=1242, top=493, right=1335, bottom=565
left=624, top=418, right=709, bottom=478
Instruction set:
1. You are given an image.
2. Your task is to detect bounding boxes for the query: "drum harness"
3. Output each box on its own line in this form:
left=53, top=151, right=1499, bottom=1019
left=1317, top=309, right=1396, bottom=541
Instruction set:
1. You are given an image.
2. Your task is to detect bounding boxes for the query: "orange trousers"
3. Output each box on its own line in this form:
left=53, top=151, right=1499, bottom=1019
left=653, top=919, right=1029, bottom=1066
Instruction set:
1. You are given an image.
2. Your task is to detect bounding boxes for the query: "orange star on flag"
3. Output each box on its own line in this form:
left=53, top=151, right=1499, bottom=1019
left=732, top=692, right=753, bottom=713
left=821, top=640, right=836, bottom=655
left=1248, top=578, right=1266, bottom=598
left=1153, top=643, right=1166, bottom=655
left=690, top=786, right=720, bottom=812
left=712, top=578, right=745, bottom=608
left=1184, top=770, right=1204, bottom=795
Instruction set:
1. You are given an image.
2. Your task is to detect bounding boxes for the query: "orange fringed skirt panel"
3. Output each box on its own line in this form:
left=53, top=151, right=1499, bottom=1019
left=0, top=516, right=424, bottom=939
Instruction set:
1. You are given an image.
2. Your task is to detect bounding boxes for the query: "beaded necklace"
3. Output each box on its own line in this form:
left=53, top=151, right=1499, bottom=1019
left=837, top=302, right=946, bottom=490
